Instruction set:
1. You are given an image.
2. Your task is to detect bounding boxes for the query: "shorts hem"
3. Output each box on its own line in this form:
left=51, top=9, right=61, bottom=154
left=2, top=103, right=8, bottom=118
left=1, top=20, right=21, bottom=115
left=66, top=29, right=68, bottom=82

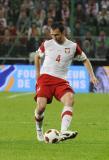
left=57, top=90, right=74, bottom=101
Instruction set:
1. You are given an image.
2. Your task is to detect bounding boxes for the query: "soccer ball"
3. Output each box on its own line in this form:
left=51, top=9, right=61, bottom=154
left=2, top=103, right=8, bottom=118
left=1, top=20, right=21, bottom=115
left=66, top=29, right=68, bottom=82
left=44, top=129, right=60, bottom=144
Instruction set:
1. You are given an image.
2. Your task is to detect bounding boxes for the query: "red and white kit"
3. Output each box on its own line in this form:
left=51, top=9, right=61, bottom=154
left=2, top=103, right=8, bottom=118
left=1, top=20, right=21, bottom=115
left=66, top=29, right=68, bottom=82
left=35, top=39, right=87, bottom=103
left=38, top=39, right=86, bottom=79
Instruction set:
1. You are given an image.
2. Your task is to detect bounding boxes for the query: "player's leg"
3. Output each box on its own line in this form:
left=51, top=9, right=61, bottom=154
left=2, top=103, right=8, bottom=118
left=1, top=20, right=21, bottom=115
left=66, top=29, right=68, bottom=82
left=34, top=74, right=54, bottom=141
left=60, top=92, right=74, bottom=132
left=60, top=92, right=78, bottom=141
left=35, top=97, right=47, bottom=141
left=54, top=81, right=77, bottom=134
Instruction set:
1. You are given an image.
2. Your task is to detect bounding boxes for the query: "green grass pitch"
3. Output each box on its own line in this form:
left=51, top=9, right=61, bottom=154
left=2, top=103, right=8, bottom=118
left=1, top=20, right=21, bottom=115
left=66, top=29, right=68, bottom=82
left=0, top=92, right=109, bottom=160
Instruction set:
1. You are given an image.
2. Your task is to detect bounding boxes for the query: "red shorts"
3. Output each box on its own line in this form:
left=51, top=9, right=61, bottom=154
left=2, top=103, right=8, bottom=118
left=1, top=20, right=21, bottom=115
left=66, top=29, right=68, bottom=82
left=34, top=74, right=74, bottom=104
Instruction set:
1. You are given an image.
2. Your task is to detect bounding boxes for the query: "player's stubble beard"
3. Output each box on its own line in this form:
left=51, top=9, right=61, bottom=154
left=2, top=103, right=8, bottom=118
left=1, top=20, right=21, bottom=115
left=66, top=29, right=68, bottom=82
left=55, top=36, right=66, bottom=45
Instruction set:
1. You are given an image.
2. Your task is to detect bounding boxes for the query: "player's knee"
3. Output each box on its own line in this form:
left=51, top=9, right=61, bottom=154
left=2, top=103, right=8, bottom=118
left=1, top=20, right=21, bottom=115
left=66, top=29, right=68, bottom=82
left=37, top=98, right=47, bottom=114
left=61, top=92, right=74, bottom=106
left=66, top=96, right=74, bottom=106
left=37, top=102, right=46, bottom=114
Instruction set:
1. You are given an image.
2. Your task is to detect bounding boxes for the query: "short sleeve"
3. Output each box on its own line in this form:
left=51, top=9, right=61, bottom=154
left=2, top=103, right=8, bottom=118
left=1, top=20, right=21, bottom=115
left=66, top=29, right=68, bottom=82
left=74, top=44, right=87, bottom=61
left=38, top=42, right=45, bottom=58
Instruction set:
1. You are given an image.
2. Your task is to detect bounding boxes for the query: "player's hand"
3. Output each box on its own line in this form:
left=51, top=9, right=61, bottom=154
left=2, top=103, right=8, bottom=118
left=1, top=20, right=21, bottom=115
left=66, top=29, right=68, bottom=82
left=90, top=76, right=99, bottom=85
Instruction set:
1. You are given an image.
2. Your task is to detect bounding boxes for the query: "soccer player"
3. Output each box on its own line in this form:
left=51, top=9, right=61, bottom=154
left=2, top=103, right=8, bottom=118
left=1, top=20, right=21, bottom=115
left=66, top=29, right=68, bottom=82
left=34, top=22, right=98, bottom=142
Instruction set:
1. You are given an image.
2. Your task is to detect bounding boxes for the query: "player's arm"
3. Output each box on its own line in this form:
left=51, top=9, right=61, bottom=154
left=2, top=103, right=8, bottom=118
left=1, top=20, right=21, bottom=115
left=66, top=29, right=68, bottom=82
left=75, top=44, right=98, bottom=85
left=83, top=58, right=98, bottom=85
left=34, top=52, right=41, bottom=80
left=34, top=42, right=45, bottom=80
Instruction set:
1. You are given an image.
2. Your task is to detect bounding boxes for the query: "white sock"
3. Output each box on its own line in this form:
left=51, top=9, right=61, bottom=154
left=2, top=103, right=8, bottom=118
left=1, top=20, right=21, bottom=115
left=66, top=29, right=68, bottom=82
left=35, top=109, right=44, bottom=131
left=61, top=106, right=73, bottom=132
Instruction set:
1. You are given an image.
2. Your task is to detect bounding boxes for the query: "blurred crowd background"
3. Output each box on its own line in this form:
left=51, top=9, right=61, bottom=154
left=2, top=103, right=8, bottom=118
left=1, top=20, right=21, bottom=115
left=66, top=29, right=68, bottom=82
left=0, top=0, right=109, bottom=61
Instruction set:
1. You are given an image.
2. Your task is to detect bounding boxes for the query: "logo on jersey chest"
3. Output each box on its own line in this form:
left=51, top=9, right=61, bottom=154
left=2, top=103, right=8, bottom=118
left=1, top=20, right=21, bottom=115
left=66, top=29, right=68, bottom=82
left=65, top=48, right=70, bottom=54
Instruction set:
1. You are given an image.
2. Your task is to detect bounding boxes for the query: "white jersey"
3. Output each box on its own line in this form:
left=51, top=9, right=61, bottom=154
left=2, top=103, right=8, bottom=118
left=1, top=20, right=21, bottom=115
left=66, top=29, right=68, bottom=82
left=37, top=38, right=87, bottom=79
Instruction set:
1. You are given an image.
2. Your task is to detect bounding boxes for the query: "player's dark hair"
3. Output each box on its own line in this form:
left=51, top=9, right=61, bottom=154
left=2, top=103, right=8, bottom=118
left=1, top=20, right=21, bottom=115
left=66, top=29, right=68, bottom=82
left=51, top=22, right=65, bottom=33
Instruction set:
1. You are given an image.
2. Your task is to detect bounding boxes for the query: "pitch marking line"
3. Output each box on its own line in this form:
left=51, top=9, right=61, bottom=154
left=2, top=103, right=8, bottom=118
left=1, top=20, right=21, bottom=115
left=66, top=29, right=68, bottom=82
left=7, top=92, right=34, bottom=99
left=0, top=121, right=34, bottom=124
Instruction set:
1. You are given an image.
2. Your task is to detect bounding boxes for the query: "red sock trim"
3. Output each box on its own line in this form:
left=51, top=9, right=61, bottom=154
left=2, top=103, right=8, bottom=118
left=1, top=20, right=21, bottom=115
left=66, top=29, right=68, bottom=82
left=61, top=111, right=73, bottom=119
